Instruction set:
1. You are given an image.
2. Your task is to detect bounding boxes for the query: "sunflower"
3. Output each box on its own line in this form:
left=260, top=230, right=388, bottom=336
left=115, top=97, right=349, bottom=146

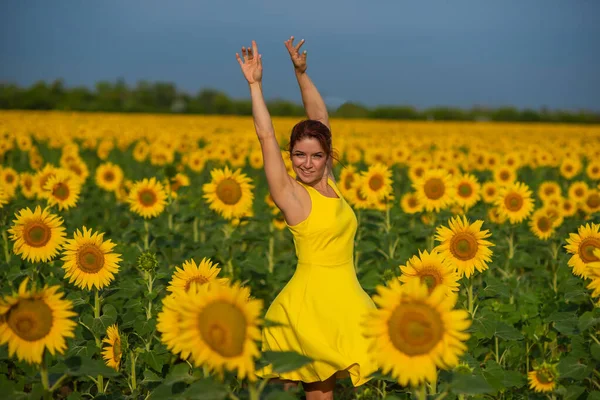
left=434, top=215, right=494, bottom=278
left=528, top=362, right=558, bottom=393
left=156, top=293, right=191, bottom=360
left=359, top=163, right=393, bottom=203
left=487, top=206, right=507, bottom=225
left=559, top=157, right=581, bottom=180
left=564, top=222, right=600, bottom=279
left=8, top=206, right=66, bottom=263
left=400, top=192, right=423, bottom=214
left=272, top=209, right=287, bottom=231
left=348, top=176, right=372, bottom=210
left=586, top=249, right=600, bottom=298
left=581, top=189, right=600, bottom=215
left=452, top=173, right=481, bottom=209
left=345, top=146, right=362, bottom=164
left=61, top=226, right=122, bottom=290
left=340, top=165, right=358, bottom=196
left=0, top=187, right=8, bottom=209
left=538, top=181, right=561, bottom=202
left=361, top=279, right=471, bottom=387
left=102, top=324, right=122, bottom=371
left=248, top=148, right=263, bottom=170
left=0, top=167, right=19, bottom=197
left=95, top=162, right=124, bottom=192
left=167, top=257, right=229, bottom=293
left=399, top=250, right=460, bottom=295
left=561, top=198, right=578, bottom=217
left=34, top=164, right=58, bottom=199
left=529, top=208, right=556, bottom=241
left=132, top=140, right=150, bottom=162
left=492, top=166, right=516, bottom=186
left=43, top=170, right=82, bottom=211
left=568, top=181, right=588, bottom=204
left=19, top=172, right=37, bottom=199
left=165, top=173, right=190, bottom=198
left=495, top=181, right=534, bottom=224
left=586, top=160, right=600, bottom=181
left=187, top=150, right=206, bottom=173
left=175, top=282, right=263, bottom=381
left=407, top=161, right=429, bottom=183
left=481, top=181, right=499, bottom=204
left=128, top=177, right=168, bottom=219
left=64, top=159, right=90, bottom=183
left=202, top=166, right=254, bottom=220
left=413, top=169, right=455, bottom=213
left=0, top=278, right=77, bottom=364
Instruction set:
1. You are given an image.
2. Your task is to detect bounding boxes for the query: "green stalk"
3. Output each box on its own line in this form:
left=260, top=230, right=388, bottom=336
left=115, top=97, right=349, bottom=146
left=193, top=216, right=199, bottom=242
left=145, top=270, right=154, bottom=320
left=413, top=383, right=427, bottom=400
left=467, top=277, right=474, bottom=317
left=143, top=221, right=149, bottom=250
left=248, top=381, right=259, bottom=400
left=495, top=336, right=499, bottom=364
left=2, top=230, right=10, bottom=264
left=93, top=289, right=104, bottom=394
left=268, top=224, right=275, bottom=274
left=40, top=353, right=50, bottom=400
left=130, top=350, right=137, bottom=391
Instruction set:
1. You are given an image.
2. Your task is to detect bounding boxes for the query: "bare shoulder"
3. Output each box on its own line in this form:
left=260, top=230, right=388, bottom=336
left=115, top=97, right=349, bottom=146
left=272, top=175, right=312, bottom=226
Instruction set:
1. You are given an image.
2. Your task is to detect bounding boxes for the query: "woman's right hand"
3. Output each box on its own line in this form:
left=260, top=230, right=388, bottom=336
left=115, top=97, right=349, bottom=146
left=236, top=40, right=262, bottom=84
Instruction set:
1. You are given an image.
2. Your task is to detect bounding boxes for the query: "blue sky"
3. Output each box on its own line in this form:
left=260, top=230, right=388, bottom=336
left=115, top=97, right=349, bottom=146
left=1, top=0, right=599, bottom=110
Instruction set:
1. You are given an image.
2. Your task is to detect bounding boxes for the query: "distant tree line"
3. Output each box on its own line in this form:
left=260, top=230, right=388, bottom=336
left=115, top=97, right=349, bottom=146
left=1, top=78, right=598, bottom=123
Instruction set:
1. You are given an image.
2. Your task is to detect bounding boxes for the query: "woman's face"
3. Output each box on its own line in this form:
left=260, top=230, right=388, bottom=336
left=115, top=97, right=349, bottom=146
left=291, top=137, right=328, bottom=183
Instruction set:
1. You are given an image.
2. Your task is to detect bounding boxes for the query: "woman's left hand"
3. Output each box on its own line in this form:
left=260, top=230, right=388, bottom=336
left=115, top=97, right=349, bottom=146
left=284, top=36, right=307, bottom=73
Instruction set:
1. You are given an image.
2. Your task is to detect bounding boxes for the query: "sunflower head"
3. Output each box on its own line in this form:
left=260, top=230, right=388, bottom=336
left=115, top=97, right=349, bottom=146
left=167, top=257, right=229, bottom=293
left=528, top=362, right=558, bottom=393
left=8, top=206, right=66, bottom=263
left=202, top=166, right=254, bottom=220
left=399, top=249, right=460, bottom=295
left=564, top=223, right=600, bottom=279
left=137, top=251, right=158, bottom=272
left=128, top=177, right=168, bottom=219
left=102, top=324, right=123, bottom=371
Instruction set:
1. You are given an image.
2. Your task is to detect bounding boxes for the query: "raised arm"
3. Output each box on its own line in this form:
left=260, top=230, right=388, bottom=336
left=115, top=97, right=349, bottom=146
left=236, top=40, right=298, bottom=210
left=285, top=36, right=335, bottom=180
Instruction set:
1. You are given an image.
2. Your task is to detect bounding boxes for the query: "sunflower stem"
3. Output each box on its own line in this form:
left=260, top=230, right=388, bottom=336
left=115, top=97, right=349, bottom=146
left=248, top=381, right=259, bottom=400
left=145, top=270, right=153, bottom=320
left=193, top=216, right=199, bottom=242
left=495, top=336, right=500, bottom=364
left=143, top=221, right=150, bottom=250
left=467, top=277, right=475, bottom=317
left=413, top=383, right=427, bottom=400
left=428, top=371, right=437, bottom=395
left=168, top=213, right=173, bottom=231
left=130, top=350, right=137, bottom=391
left=94, top=289, right=101, bottom=319
left=590, top=333, right=600, bottom=346
left=49, top=373, right=68, bottom=392
left=268, top=225, right=275, bottom=274
left=40, top=352, right=50, bottom=396
left=2, top=229, right=10, bottom=264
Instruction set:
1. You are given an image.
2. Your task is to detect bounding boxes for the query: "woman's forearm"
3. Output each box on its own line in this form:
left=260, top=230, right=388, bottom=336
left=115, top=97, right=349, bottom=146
left=249, top=82, right=275, bottom=140
left=295, top=70, right=329, bottom=122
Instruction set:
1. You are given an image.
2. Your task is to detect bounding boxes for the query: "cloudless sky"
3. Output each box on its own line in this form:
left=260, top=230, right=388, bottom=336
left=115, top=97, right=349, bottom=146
left=1, top=0, right=599, bottom=110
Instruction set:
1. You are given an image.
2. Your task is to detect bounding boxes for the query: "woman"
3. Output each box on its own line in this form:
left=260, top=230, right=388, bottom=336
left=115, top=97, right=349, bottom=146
left=235, top=37, right=377, bottom=400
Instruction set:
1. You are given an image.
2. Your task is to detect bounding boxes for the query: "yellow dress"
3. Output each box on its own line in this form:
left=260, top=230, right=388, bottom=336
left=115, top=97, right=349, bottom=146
left=255, top=176, right=378, bottom=386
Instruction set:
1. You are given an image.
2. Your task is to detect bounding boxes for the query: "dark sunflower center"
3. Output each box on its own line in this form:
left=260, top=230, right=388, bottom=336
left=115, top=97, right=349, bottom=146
left=40, top=174, right=54, bottom=190
left=24, top=222, right=51, bottom=247
left=575, top=188, right=584, bottom=197
left=216, top=178, right=242, bottom=205
left=419, top=268, right=441, bottom=293
left=593, top=167, right=599, bottom=174
left=408, top=197, right=418, bottom=208
left=52, top=182, right=70, bottom=201
left=424, top=178, right=445, bottom=200
left=450, top=232, right=478, bottom=261
left=356, top=187, right=368, bottom=201
left=537, top=217, right=551, bottom=232
left=113, top=338, right=122, bottom=362
left=458, top=183, right=473, bottom=198
left=104, top=171, right=115, bottom=182
left=369, top=175, right=384, bottom=191
left=565, top=165, right=573, bottom=172
left=344, top=174, right=355, bottom=191
left=415, top=168, right=424, bottom=178
left=504, top=192, right=524, bottom=212
left=544, top=187, right=555, bottom=196
left=198, top=301, right=247, bottom=358
left=500, top=171, right=510, bottom=180
left=486, top=187, right=496, bottom=196
left=579, top=238, right=600, bottom=263
left=7, top=298, right=53, bottom=342
left=184, top=276, right=209, bottom=292
left=6, top=174, right=14, bottom=183
left=76, top=244, right=105, bottom=273
left=536, top=368, right=554, bottom=384
left=587, top=194, right=600, bottom=209
left=387, top=302, right=443, bottom=356
left=138, top=189, right=157, bottom=207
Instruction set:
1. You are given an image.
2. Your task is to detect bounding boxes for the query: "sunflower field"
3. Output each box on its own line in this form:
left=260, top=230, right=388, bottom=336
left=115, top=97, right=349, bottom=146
left=1, top=110, right=600, bottom=400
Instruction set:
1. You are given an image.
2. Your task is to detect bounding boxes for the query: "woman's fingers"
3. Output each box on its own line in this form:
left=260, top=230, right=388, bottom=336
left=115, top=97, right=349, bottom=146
left=295, top=39, right=305, bottom=52
left=252, top=40, right=259, bottom=58
left=235, top=53, right=244, bottom=68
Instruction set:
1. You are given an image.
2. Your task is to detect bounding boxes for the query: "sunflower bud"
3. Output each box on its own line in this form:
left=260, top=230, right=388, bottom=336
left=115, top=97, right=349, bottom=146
left=453, top=362, right=474, bottom=375
left=137, top=251, right=158, bottom=272
left=382, top=268, right=397, bottom=283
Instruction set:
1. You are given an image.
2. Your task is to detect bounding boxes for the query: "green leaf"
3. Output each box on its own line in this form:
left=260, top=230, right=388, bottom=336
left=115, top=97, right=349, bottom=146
left=142, top=369, right=162, bottom=384
left=451, top=372, right=495, bottom=394
left=148, top=383, right=185, bottom=400
left=592, top=343, right=600, bottom=361
left=546, top=312, right=579, bottom=336
left=557, top=355, right=590, bottom=380
left=264, top=391, right=299, bottom=400
left=163, top=363, right=195, bottom=386
left=182, top=379, right=228, bottom=400
left=564, top=385, right=585, bottom=400
left=578, top=309, right=600, bottom=332
left=143, top=348, right=170, bottom=373
left=262, top=351, right=313, bottom=374
left=63, top=356, right=119, bottom=377
left=494, top=321, right=523, bottom=340
left=470, top=317, right=496, bottom=339
left=587, top=391, right=600, bottom=400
